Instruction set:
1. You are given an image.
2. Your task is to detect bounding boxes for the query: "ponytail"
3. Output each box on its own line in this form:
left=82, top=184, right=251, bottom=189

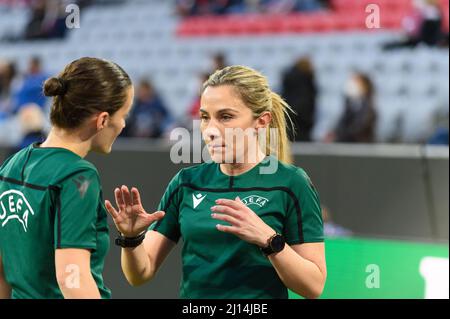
left=266, top=91, right=294, bottom=164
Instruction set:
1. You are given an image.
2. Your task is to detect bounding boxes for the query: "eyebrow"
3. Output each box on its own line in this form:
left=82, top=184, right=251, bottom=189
left=199, top=108, right=239, bottom=114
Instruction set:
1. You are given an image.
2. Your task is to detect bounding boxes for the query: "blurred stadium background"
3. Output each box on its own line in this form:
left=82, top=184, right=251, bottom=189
left=0, top=0, right=449, bottom=299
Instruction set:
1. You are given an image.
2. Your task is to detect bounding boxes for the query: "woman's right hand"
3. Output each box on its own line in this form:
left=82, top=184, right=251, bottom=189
left=105, top=185, right=165, bottom=238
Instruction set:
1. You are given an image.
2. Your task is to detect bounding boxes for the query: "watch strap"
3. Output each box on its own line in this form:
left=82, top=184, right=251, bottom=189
left=115, top=231, right=146, bottom=248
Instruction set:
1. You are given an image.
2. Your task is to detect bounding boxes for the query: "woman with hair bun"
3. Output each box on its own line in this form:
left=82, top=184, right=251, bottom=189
left=0, top=57, right=141, bottom=299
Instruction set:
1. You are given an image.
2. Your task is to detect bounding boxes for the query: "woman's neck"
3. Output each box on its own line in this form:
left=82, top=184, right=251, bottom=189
left=220, top=149, right=266, bottom=176
left=40, top=128, right=92, bottom=158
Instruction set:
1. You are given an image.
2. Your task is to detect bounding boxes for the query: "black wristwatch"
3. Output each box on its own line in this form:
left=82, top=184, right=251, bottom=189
left=261, top=233, right=285, bottom=256
left=115, top=231, right=146, bottom=248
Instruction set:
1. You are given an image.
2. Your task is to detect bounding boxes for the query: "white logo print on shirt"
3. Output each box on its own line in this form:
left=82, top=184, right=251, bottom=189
left=241, top=195, right=269, bottom=208
left=0, top=190, right=35, bottom=232
left=193, top=193, right=207, bottom=209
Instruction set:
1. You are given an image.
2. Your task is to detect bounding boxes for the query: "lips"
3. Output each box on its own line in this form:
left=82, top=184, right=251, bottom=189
left=208, top=143, right=225, bottom=149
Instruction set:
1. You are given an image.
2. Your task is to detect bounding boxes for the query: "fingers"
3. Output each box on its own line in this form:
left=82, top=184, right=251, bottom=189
left=215, top=198, right=245, bottom=211
left=105, top=200, right=119, bottom=219
left=131, top=187, right=142, bottom=206
left=114, top=188, right=125, bottom=210
left=147, top=210, right=165, bottom=223
left=216, top=224, right=240, bottom=234
left=121, top=185, right=133, bottom=206
left=211, top=205, right=241, bottom=219
left=211, top=212, right=240, bottom=226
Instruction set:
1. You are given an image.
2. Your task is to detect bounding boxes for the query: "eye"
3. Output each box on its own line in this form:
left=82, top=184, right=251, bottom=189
left=200, top=114, right=209, bottom=121
left=221, top=114, right=233, bottom=121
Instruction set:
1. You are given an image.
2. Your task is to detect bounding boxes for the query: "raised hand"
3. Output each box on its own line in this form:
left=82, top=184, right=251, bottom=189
left=105, top=185, right=165, bottom=238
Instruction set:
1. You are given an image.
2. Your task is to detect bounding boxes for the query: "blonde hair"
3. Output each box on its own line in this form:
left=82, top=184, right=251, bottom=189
left=203, top=65, right=294, bottom=163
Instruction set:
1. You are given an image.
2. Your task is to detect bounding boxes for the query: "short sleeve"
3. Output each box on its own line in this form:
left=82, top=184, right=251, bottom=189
left=284, top=168, right=324, bottom=244
left=149, top=170, right=183, bottom=243
left=55, top=168, right=101, bottom=250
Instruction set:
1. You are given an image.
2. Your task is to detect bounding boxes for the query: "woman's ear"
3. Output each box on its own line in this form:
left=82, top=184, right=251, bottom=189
left=256, top=111, right=272, bottom=129
left=96, top=112, right=110, bottom=131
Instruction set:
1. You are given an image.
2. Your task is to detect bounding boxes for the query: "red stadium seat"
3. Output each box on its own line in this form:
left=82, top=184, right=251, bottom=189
left=176, top=0, right=449, bottom=36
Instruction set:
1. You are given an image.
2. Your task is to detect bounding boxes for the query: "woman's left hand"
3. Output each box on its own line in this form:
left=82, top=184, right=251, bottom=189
left=211, top=197, right=276, bottom=247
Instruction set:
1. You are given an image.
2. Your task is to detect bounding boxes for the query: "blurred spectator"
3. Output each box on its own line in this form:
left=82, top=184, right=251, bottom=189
left=427, top=106, right=449, bottom=145
left=326, top=72, right=377, bottom=143
left=264, top=0, right=326, bottom=13
left=187, top=72, right=210, bottom=123
left=10, top=103, right=46, bottom=154
left=383, top=0, right=445, bottom=50
left=122, top=80, right=173, bottom=138
left=0, top=103, right=47, bottom=150
left=176, top=0, right=242, bottom=16
left=0, top=60, right=17, bottom=120
left=0, top=60, right=16, bottom=99
left=23, top=0, right=68, bottom=41
left=322, top=205, right=353, bottom=238
left=211, top=52, right=227, bottom=71
left=13, top=56, right=48, bottom=113
left=176, top=0, right=327, bottom=16
left=281, top=56, right=317, bottom=142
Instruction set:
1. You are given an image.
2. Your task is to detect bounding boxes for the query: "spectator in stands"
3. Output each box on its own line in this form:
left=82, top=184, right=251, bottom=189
left=326, top=72, right=377, bottom=143
left=187, top=72, right=210, bottom=122
left=264, top=0, right=326, bottom=13
left=211, top=52, right=227, bottom=71
left=0, top=60, right=16, bottom=100
left=23, top=0, right=68, bottom=41
left=13, top=56, right=48, bottom=113
left=122, top=80, right=173, bottom=138
left=176, top=0, right=243, bottom=16
left=281, top=56, right=317, bottom=142
left=182, top=55, right=228, bottom=129
left=383, top=0, right=445, bottom=50
left=176, top=0, right=327, bottom=16
left=322, top=206, right=352, bottom=238
left=0, top=60, right=17, bottom=121
left=427, top=106, right=449, bottom=145
left=8, top=103, right=47, bottom=156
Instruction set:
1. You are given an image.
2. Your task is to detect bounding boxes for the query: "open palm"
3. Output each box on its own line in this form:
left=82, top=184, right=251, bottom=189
left=105, top=185, right=165, bottom=237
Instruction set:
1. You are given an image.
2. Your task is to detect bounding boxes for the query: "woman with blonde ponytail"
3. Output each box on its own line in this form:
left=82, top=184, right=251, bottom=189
left=107, top=65, right=326, bottom=299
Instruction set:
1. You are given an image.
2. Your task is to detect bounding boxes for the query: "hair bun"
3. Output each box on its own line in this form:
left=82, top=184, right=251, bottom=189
left=43, top=77, right=68, bottom=97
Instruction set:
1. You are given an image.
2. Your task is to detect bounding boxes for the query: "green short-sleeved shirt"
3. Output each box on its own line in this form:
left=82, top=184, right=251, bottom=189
left=150, top=156, right=323, bottom=299
left=0, top=143, right=111, bottom=299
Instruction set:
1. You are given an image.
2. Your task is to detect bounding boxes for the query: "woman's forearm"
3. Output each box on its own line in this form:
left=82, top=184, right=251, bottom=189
left=0, top=255, right=11, bottom=299
left=0, top=278, right=11, bottom=299
left=58, top=273, right=101, bottom=299
left=269, top=245, right=326, bottom=299
left=121, top=243, right=154, bottom=286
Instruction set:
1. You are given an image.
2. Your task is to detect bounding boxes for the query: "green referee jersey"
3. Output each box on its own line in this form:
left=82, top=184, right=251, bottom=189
left=150, top=156, right=324, bottom=299
left=0, top=143, right=111, bottom=299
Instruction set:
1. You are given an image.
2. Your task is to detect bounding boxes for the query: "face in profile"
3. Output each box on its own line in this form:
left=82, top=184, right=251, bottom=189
left=200, top=85, right=266, bottom=164
left=92, top=86, right=134, bottom=154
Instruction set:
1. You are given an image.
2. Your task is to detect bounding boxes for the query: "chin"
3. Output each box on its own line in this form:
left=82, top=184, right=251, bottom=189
left=92, top=144, right=112, bottom=155
left=210, top=151, right=235, bottom=164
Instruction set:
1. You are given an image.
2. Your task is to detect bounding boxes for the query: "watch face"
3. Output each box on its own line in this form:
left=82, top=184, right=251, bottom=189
left=270, top=235, right=285, bottom=252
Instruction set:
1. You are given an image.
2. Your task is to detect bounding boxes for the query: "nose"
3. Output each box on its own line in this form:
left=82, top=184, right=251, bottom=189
left=202, top=121, right=221, bottom=143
